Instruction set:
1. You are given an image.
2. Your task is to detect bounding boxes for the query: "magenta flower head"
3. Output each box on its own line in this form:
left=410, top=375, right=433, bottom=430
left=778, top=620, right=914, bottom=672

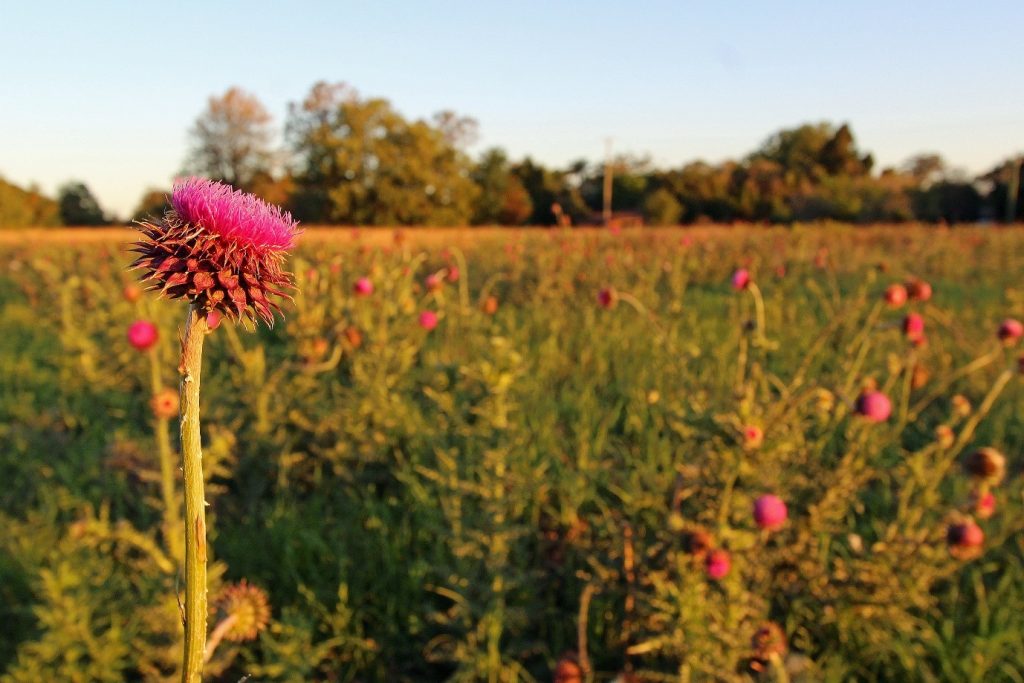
left=753, top=494, right=788, bottom=531
left=902, top=313, right=925, bottom=342
left=947, top=520, right=984, bottom=560
left=127, top=320, right=159, bottom=351
left=597, top=287, right=617, bottom=309
left=705, top=549, right=731, bottom=580
left=353, top=277, right=374, bottom=296
left=997, top=318, right=1023, bottom=345
left=855, top=391, right=891, bottom=422
left=731, top=268, right=751, bottom=291
left=418, top=310, right=439, bottom=331
left=131, top=177, right=299, bottom=326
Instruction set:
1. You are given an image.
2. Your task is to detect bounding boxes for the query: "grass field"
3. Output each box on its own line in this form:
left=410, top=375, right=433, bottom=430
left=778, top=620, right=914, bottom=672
left=1, top=225, right=1022, bottom=682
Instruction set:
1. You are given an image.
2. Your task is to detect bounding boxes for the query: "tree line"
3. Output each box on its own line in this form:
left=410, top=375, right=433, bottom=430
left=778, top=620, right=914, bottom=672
left=2, top=82, right=1022, bottom=228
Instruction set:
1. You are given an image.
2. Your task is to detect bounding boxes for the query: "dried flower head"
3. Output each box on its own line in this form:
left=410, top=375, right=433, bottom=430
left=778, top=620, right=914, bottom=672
left=214, top=580, right=271, bottom=642
left=751, top=621, right=788, bottom=661
left=964, top=447, right=1006, bottom=485
left=131, top=177, right=299, bottom=326
left=683, top=528, right=713, bottom=557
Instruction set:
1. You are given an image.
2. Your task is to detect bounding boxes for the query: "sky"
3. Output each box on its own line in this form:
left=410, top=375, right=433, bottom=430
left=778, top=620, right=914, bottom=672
left=1, top=1, right=1022, bottom=218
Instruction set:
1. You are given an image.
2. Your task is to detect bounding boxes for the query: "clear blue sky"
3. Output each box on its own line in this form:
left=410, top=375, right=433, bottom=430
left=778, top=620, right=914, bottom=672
left=1, top=1, right=1022, bottom=218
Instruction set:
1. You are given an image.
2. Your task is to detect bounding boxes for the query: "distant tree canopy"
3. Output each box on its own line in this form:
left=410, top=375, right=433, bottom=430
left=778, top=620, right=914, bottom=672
left=184, top=87, right=275, bottom=191
left=131, top=188, right=171, bottom=223
left=57, top=181, right=108, bottom=226
left=0, top=177, right=60, bottom=228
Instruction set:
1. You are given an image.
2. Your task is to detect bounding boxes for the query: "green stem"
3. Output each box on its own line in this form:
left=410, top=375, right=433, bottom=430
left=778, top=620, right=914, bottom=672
left=179, top=304, right=209, bottom=683
left=149, top=346, right=183, bottom=564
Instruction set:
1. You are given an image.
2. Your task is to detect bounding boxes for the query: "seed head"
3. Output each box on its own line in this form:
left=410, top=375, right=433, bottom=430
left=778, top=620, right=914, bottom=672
left=127, top=320, right=159, bottom=351
left=964, top=447, right=1006, bottom=485
left=214, top=580, right=271, bottom=642
left=131, top=177, right=299, bottom=326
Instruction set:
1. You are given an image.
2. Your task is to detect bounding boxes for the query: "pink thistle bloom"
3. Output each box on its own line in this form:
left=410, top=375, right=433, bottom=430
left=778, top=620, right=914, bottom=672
left=743, top=425, right=764, bottom=450
left=855, top=391, right=892, bottom=422
left=705, top=549, right=731, bottom=580
left=947, top=520, right=984, bottom=560
left=884, top=284, right=907, bottom=307
left=353, top=277, right=374, bottom=296
left=973, top=491, right=996, bottom=520
left=418, top=310, right=439, bottom=331
left=425, top=273, right=443, bottom=292
left=905, top=279, right=932, bottom=302
left=731, top=268, right=751, bottom=291
left=597, top=287, right=617, bottom=309
left=127, top=320, right=159, bottom=351
left=753, top=494, right=788, bottom=531
left=446, top=266, right=460, bottom=283
left=903, top=313, right=925, bottom=342
left=170, top=177, right=296, bottom=251
left=997, top=318, right=1023, bottom=344
left=131, top=177, right=299, bottom=326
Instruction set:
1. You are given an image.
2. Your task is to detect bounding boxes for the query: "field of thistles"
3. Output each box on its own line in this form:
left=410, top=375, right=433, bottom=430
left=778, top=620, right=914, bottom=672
left=0, top=224, right=1022, bottom=682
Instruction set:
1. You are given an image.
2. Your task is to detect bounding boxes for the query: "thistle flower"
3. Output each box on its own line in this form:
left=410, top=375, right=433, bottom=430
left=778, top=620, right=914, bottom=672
left=446, top=266, right=460, bottom=283
left=597, top=287, right=617, bottom=309
left=750, top=621, right=787, bottom=662
left=131, top=178, right=299, bottom=325
left=731, top=268, right=751, bottom=291
left=214, top=580, right=271, bottom=642
left=902, top=313, right=925, bottom=342
left=127, top=320, right=159, bottom=351
left=855, top=390, right=891, bottom=422
left=419, top=310, right=439, bottom=331
left=150, top=388, right=179, bottom=420
left=947, top=520, right=984, bottom=560
left=353, top=277, right=374, bottom=296
left=553, top=653, right=583, bottom=683
left=425, top=273, right=443, bottom=292
left=482, top=295, right=499, bottom=316
left=972, top=490, right=996, bottom=519
left=742, top=425, right=764, bottom=450
left=343, top=325, right=363, bottom=349
left=705, top=548, right=731, bottom=580
left=753, top=494, right=788, bottom=531
left=884, top=283, right=907, bottom=307
left=905, top=279, right=932, bottom=302
left=123, top=284, right=142, bottom=303
left=935, top=425, right=955, bottom=448
left=998, top=318, right=1023, bottom=345
left=964, top=447, right=1006, bottom=485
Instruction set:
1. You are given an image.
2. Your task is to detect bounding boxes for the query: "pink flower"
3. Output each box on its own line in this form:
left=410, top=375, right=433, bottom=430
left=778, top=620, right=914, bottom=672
left=731, top=268, right=751, bottom=291
left=131, top=177, right=299, bottom=326
left=973, top=491, right=996, bottom=520
left=170, top=177, right=297, bottom=251
left=884, top=284, right=907, bottom=307
left=753, top=494, right=788, bottom=531
left=997, top=318, right=1023, bottom=344
left=206, top=310, right=223, bottom=330
left=903, top=313, right=925, bottom=342
left=905, top=279, right=932, bottom=302
left=127, top=320, right=159, bottom=351
left=353, top=277, right=374, bottom=296
left=743, top=426, right=764, bottom=450
left=425, top=273, right=443, bottom=292
left=597, top=287, right=617, bottom=309
left=855, top=391, right=891, bottom=422
left=947, top=520, right=984, bottom=559
left=705, top=549, right=731, bottom=580
left=418, top=310, right=438, bottom=330
left=446, top=266, right=460, bottom=283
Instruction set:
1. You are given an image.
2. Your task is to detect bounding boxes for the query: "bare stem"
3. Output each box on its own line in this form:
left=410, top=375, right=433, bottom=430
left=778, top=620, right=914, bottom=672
left=180, top=304, right=209, bottom=683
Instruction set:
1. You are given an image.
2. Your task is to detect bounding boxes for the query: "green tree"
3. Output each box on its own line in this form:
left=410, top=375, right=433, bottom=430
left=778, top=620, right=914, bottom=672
left=185, top=87, right=275, bottom=190
left=471, top=148, right=533, bottom=225
left=287, top=81, right=478, bottom=225
left=131, top=188, right=170, bottom=222
left=0, top=177, right=60, bottom=228
left=57, top=181, right=107, bottom=226
left=641, top=187, right=683, bottom=225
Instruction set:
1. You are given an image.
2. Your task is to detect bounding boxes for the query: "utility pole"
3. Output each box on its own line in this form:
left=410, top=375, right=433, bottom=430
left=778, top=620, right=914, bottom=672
left=603, top=138, right=613, bottom=225
left=1006, top=156, right=1021, bottom=224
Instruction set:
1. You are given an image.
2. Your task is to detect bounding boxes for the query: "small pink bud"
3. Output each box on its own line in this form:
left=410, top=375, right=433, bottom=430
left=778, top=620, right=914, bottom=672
left=127, top=320, right=159, bottom=351
left=731, top=268, right=751, bottom=291
left=597, top=287, right=617, bottom=309
left=122, top=284, right=142, bottom=303
left=425, top=273, right=443, bottom=292
left=973, top=491, right=996, bottom=520
left=997, top=318, right=1023, bottom=345
left=884, top=284, right=907, bottom=307
left=418, top=310, right=438, bottom=331
left=753, top=494, right=788, bottom=531
left=947, top=520, right=984, bottom=559
left=705, top=549, right=731, bottom=580
left=446, top=266, right=460, bottom=283
left=855, top=391, right=892, bottom=422
left=353, top=277, right=374, bottom=296
left=743, top=425, right=763, bottom=450
left=902, top=313, right=925, bottom=342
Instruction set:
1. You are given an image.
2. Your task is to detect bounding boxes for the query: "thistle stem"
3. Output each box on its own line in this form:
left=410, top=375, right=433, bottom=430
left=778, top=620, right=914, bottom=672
left=180, top=304, right=209, bottom=683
